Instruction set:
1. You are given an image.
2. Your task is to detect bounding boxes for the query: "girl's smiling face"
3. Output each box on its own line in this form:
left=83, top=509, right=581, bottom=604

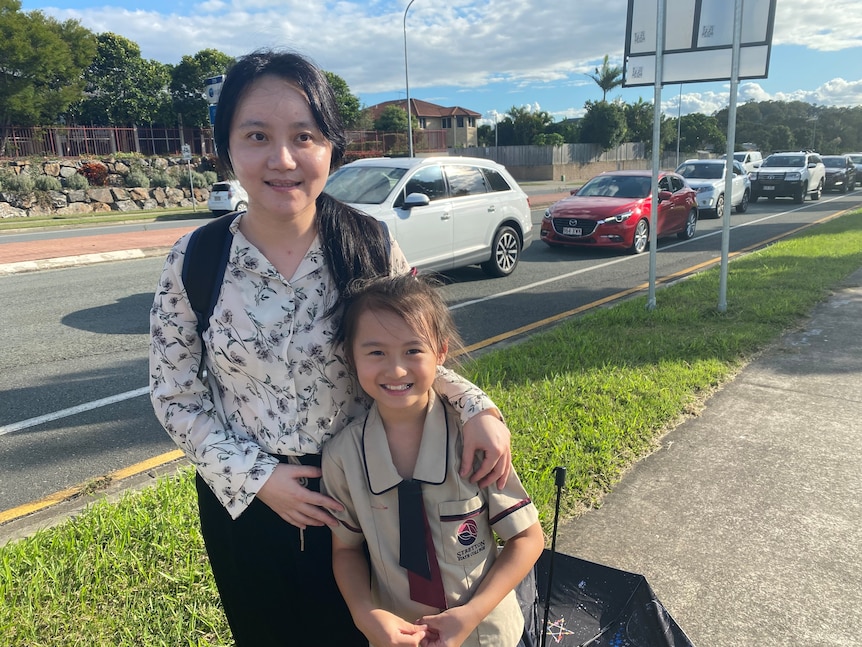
left=351, top=308, right=447, bottom=418
left=228, top=75, right=333, bottom=225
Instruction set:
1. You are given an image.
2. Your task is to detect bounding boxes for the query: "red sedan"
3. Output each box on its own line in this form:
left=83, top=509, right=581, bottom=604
left=541, top=170, right=699, bottom=254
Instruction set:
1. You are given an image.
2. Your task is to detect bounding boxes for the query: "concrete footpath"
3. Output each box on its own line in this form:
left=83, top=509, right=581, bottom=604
left=2, top=185, right=861, bottom=645
left=557, top=267, right=862, bottom=647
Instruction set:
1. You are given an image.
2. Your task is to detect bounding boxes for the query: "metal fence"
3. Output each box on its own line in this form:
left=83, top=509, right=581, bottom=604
left=0, top=126, right=448, bottom=159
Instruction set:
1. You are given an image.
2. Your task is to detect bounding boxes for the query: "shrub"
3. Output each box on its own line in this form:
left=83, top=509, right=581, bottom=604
left=125, top=169, right=150, bottom=188
left=79, top=162, right=109, bottom=187
left=178, top=170, right=208, bottom=189
left=203, top=170, right=218, bottom=186
left=64, top=172, right=90, bottom=190
left=34, top=175, right=63, bottom=191
left=0, top=171, right=35, bottom=195
left=150, top=170, right=179, bottom=189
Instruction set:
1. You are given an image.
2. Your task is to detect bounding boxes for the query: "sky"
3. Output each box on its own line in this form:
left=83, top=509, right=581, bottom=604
left=19, top=0, right=862, bottom=125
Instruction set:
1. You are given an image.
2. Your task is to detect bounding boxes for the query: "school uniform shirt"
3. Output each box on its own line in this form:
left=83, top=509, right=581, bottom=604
left=321, top=395, right=539, bottom=647
left=150, top=213, right=499, bottom=519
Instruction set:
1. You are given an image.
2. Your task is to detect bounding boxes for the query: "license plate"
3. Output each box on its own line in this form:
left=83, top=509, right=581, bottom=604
left=762, top=185, right=775, bottom=191
left=562, top=227, right=582, bottom=236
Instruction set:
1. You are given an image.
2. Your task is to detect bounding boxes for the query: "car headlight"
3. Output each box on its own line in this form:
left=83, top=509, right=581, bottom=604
left=785, top=172, right=801, bottom=181
left=695, top=186, right=714, bottom=194
left=599, top=210, right=634, bottom=225
left=544, top=208, right=552, bottom=220
left=749, top=172, right=758, bottom=181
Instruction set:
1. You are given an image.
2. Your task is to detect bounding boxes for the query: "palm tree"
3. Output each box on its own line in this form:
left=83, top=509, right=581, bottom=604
left=587, top=54, right=624, bottom=102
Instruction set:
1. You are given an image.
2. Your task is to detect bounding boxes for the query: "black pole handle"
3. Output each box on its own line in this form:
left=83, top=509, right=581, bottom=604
left=540, top=466, right=566, bottom=647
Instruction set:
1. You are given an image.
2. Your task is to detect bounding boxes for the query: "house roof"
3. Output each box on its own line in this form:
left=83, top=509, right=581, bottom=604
left=367, top=99, right=481, bottom=121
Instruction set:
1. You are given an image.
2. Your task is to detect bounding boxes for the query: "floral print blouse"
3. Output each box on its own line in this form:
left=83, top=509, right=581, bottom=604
left=150, top=214, right=497, bottom=519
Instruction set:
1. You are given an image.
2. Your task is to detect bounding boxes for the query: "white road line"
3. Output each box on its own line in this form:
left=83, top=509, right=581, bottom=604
left=0, top=387, right=149, bottom=436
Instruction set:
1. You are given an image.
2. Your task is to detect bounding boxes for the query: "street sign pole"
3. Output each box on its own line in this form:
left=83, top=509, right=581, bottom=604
left=182, top=144, right=196, bottom=211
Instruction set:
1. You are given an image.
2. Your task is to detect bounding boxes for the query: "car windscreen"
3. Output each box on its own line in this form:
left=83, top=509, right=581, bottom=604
left=763, top=155, right=804, bottom=168
left=578, top=175, right=650, bottom=199
left=324, top=166, right=407, bottom=204
left=848, top=155, right=862, bottom=164
left=822, top=157, right=846, bottom=168
left=677, top=163, right=723, bottom=179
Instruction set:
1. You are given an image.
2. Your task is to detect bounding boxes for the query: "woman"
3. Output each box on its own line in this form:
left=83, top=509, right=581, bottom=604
left=149, top=49, right=512, bottom=647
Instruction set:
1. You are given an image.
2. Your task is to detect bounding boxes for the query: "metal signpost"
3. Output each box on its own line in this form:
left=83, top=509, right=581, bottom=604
left=623, top=0, right=776, bottom=311
left=182, top=144, right=196, bottom=211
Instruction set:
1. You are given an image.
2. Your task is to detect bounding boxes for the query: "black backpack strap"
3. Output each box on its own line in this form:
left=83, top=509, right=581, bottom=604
left=181, top=212, right=237, bottom=336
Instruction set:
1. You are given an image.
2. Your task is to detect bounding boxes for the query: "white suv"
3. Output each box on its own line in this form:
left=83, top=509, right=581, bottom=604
left=325, top=156, right=533, bottom=277
left=750, top=151, right=826, bottom=204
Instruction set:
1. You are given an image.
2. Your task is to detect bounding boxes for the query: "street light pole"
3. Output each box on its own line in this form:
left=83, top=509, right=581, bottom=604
left=403, top=0, right=417, bottom=158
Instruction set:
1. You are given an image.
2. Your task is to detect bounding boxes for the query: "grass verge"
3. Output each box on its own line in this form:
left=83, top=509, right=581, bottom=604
left=2, top=210, right=862, bottom=646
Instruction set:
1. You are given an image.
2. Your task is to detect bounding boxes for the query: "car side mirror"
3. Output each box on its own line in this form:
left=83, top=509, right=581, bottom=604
left=403, top=192, right=431, bottom=209
left=658, top=190, right=673, bottom=201
left=570, top=188, right=579, bottom=195
left=808, top=162, right=817, bottom=168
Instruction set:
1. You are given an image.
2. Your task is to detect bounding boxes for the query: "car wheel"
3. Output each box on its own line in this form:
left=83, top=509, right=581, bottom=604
left=677, top=209, right=697, bottom=240
left=811, top=179, right=823, bottom=201
left=235, top=201, right=248, bottom=212
left=794, top=182, right=807, bottom=204
left=750, top=192, right=759, bottom=203
left=481, top=225, right=521, bottom=277
left=713, top=193, right=724, bottom=219
left=628, top=218, right=649, bottom=254
left=735, top=189, right=750, bottom=213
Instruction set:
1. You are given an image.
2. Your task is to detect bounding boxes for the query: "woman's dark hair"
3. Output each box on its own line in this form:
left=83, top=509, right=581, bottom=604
left=339, top=273, right=464, bottom=369
left=213, top=49, right=389, bottom=314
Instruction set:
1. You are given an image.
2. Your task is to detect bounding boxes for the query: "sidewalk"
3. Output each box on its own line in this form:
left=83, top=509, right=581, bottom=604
left=555, top=266, right=862, bottom=646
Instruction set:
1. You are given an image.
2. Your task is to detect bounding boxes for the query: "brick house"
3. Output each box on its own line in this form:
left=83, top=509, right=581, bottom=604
left=367, top=99, right=481, bottom=148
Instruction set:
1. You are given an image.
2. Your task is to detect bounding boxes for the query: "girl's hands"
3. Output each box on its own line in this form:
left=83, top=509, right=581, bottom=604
left=417, top=606, right=479, bottom=647
left=357, top=609, right=427, bottom=647
left=255, top=463, right=344, bottom=528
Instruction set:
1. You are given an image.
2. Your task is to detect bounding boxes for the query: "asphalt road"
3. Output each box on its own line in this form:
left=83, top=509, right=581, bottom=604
left=1, top=189, right=860, bottom=523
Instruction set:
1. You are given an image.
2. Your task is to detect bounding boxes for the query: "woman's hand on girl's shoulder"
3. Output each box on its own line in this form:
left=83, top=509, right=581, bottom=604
left=460, top=410, right=512, bottom=489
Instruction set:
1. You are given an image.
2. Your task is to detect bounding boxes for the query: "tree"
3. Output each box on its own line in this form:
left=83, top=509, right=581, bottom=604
left=324, top=71, right=361, bottom=129
left=477, top=124, right=494, bottom=146
left=533, top=132, right=564, bottom=146
left=170, top=49, right=233, bottom=128
left=506, top=105, right=553, bottom=145
left=586, top=54, right=623, bottom=102
left=73, top=32, right=172, bottom=126
left=580, top=100, right=627, bottom=150
left=374, top=105, right=408, bottom=132
left=676, top=113, right=725, bottom=153
left=0, top=0, right=97, bottom=128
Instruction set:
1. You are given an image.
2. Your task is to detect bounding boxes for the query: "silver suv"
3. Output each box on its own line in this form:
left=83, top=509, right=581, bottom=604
left=325, top=156, right=533, bottom=277
left=750, top=151, right=826, bottom=204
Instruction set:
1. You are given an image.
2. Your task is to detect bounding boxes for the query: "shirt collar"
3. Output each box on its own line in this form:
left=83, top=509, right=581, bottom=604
left=363, top=395, right=450, bottom=495
left=230, top=213, right=325, bottom=282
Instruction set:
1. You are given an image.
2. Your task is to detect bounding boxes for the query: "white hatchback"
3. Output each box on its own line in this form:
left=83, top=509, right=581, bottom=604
left=207, top=180, right=248, bottom=216
left=325, top=156, right=533, bottom=277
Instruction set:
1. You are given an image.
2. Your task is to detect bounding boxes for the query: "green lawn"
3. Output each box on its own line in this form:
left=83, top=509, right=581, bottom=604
left=2, top=209, right=862, bottom=646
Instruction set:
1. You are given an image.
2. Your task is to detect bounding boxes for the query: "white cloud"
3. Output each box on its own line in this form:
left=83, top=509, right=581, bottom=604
left=773, top=0, right=862, bottom=51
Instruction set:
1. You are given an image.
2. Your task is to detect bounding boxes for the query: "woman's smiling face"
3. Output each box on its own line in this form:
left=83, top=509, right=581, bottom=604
left=228, top=75, right=333, bottom=224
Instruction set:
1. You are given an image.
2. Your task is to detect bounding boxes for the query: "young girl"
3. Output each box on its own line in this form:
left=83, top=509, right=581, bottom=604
left=322, top=274, right=544, bottom=647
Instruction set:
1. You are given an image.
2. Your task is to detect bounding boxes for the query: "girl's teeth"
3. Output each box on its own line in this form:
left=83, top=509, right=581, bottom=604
left=385, top=384, right=410, bottom=391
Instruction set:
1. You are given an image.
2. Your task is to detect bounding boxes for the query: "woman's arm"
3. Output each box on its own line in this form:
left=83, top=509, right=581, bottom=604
left=149, top=237, right=280, bottom=519
left=434, top=367, right=512, bottom=489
